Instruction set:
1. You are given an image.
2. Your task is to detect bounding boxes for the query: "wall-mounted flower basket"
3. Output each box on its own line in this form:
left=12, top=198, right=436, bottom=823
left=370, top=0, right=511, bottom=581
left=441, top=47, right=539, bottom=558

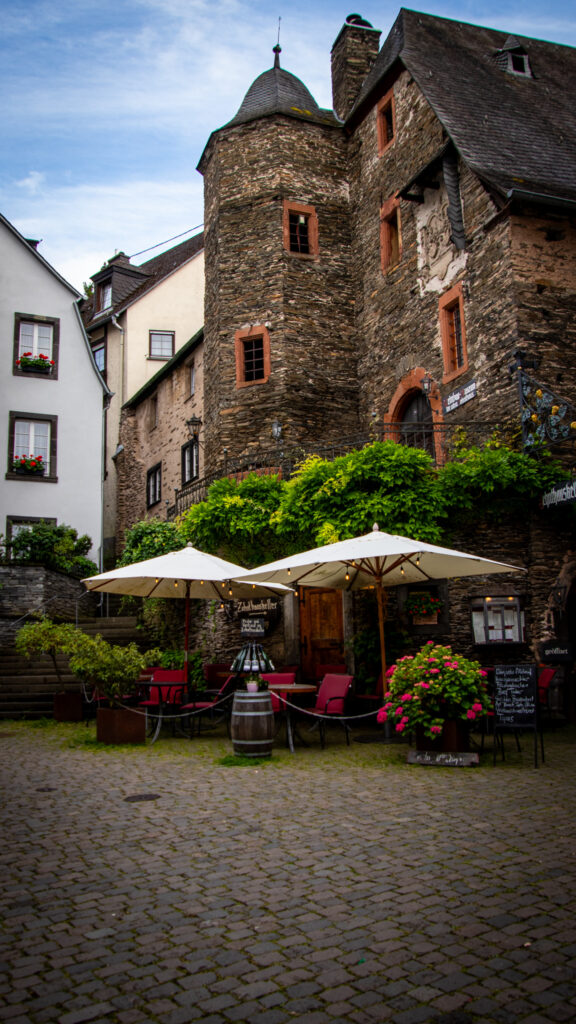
left=16, top=353, right=55, bottom=373
left=405, top=591, right=443, bottom=623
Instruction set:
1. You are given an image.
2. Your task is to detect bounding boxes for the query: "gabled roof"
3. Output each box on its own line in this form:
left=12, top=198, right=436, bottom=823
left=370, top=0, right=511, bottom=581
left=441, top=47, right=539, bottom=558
left=0, top=211, right=81, bottom=298
left=83, top=231, right=204, bottom=328
left=348, top=8, right=576, bottom=206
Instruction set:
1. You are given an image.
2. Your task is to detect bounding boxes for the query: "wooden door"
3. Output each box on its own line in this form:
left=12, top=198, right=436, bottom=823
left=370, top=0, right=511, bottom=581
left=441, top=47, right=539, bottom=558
left=299, top=587, right=345, bottom=682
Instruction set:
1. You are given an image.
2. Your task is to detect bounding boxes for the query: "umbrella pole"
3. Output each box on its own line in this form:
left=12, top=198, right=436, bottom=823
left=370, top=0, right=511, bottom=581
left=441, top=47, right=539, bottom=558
left=376, top=583, right=388, bottom=682
left=184, top=583, right=190, bottom=689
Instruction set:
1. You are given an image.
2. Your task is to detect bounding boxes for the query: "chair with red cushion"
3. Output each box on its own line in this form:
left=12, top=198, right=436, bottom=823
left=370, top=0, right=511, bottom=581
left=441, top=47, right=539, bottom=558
left=311, top=673, right=354, bottom=748
left=180, top=674, right=237, bottom=736
left=138, top=672, right=186, bottom=742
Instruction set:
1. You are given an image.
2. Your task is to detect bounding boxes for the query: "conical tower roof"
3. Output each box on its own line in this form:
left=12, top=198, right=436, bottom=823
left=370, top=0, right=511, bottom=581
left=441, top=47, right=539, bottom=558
left=224, top=45, right=341, bottom=129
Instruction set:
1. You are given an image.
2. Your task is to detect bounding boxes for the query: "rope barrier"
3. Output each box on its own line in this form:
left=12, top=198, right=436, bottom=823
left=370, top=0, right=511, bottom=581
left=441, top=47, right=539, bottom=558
left=103, top=691, right=381, bottom=724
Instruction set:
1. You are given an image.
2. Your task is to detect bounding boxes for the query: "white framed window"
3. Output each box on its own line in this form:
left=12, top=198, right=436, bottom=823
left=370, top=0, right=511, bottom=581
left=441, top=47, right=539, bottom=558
left=99, top=282, right=112, bottom=311
left=471, top=596, right=525, bottom=644
left=14, top=419, right=50, bottom=472
left=93, top=342, right=105, bottom=373
left=150, top=331, right=174, bottom=359
left=146, top=463, right=162, bottom=507
left=18, top=321, right=53, bottom=360
left=14, top=314, right=59, bottom=376
left=182, top=439, right=199, bottom=485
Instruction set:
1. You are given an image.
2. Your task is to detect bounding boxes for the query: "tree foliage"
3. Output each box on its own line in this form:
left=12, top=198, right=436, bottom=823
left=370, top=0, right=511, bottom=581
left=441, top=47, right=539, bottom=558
left=180, top=473, right=287, bottom=566
left=2, top=522, right=98, bottom=578
left=117, top=519, right=184, bottom=566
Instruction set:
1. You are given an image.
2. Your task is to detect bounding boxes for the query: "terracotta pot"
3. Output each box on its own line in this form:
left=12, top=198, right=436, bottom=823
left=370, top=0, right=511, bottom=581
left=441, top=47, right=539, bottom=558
left=416, top=720, right=469, bottom=753
left=96, top=707, right=146, bottom=745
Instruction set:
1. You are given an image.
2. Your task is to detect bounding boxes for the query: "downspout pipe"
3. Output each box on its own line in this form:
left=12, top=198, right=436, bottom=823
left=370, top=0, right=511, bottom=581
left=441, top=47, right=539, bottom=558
left=111, top=315, right=126, bottom=404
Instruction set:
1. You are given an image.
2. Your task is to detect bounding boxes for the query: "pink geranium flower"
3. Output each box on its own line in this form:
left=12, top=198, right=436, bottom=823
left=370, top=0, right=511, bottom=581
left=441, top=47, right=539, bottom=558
left=377, top=709, right=387, bottom=723
left=467, top=709, right=476, bottom=720
left=430, top=725, right=442, bottom=735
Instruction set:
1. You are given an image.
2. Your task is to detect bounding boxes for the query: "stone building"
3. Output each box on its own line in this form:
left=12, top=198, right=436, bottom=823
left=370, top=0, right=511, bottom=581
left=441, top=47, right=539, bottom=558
left=193, top=10, right=576, bottom=694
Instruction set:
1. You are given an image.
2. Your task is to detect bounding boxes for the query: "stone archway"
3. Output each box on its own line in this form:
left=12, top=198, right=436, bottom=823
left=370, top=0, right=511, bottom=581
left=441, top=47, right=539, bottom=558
left=383, top=367, right=444, bottom=463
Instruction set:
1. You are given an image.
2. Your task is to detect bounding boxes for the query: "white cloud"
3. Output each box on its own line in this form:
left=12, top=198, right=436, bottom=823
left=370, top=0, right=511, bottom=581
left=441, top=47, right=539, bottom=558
left=5, top=177, right=204, bottom=291
left=16, top=171, right=46, bottom=195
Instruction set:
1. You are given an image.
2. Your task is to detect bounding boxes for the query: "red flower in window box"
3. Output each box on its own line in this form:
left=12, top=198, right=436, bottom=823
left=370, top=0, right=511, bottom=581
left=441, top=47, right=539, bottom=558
left=11, top=454, right=45, bottom=474
left=16, top=352, right=55, bottom=372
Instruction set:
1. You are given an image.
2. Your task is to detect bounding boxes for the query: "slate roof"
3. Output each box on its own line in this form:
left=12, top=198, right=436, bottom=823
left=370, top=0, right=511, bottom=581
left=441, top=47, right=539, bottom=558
left=225, top=64, right=341, bottom=130
left=348, top=8, right=576, bottom=206
left=83, top=231, right=204, bottom=327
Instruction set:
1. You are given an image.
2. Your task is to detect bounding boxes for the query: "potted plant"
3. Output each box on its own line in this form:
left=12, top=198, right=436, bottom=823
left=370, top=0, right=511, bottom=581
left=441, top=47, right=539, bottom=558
left=11, top=454, right=46, bottom=475
left=64, top=632, right=161, bottom=743
left=16, top=618, right=83, bottom=721
left=377, top=641, right=491, bottom=752
left=405, top=591, right=443, bottom=624
left=16, top=351, right=55, bottom=372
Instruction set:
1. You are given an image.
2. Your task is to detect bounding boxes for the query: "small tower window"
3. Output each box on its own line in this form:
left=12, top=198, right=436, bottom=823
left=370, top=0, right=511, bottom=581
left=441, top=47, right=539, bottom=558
left=377, top=89, right=396, bottom=155
left=234, top=325, right=271, bottom=388
left=283, top=201, right=319, bottom=257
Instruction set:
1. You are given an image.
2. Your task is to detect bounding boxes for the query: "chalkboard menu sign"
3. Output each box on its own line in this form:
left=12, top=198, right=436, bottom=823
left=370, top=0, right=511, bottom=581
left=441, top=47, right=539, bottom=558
left=494, top=664, right=537, bottom=727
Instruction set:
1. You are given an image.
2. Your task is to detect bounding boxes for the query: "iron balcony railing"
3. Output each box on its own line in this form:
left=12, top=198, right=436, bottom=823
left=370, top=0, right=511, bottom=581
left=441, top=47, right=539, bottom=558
left=168, top=420, right=516, bottom=518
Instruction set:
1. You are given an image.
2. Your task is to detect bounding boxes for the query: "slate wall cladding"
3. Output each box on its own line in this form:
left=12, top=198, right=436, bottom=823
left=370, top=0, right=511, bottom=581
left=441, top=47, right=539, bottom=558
left=331, top=21, right=381, bottom=120
left=0, top=566, right=94, bottom=622
left=349, top=69, right=525, bottom=428
left=202, top=116, right=360, bottom=472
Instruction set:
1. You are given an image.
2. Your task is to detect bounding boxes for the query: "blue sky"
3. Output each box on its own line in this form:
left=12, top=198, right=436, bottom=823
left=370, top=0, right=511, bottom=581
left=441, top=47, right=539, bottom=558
left=2, top=0, right=576, bottom=291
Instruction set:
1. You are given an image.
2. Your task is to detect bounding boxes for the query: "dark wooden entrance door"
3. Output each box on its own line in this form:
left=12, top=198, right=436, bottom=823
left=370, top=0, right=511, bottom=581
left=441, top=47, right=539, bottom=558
left=299, top=587, right=345, bottom=682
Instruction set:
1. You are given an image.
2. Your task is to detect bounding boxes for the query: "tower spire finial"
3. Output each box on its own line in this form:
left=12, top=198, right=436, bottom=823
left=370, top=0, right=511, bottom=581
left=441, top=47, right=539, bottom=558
left=273, top=17, right=281, bottom=68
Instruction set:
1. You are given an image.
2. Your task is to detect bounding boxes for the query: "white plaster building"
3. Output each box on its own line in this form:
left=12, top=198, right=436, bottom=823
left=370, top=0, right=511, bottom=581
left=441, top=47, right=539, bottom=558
left=1, top=212, right=110, bottom=566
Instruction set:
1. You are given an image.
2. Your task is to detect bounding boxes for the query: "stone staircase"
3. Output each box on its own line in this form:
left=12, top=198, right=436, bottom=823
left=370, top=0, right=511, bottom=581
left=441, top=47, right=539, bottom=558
left=0, top=616, right=143, bottom=719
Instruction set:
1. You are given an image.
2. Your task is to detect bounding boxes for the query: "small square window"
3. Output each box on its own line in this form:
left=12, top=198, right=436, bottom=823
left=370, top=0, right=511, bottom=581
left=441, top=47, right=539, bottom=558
left=283, top=201, right=319, bottom=257
left=234, top=326, right=271, bottom=388
left=471, top=596, right=525, bottom=644
left=377, top=89, right=395, bottom=154
left=149, top=331, right=174, bottom=359
left=440, top=283, right=468, bottom=381
left=13, top=314, right=59, bottom=378
left=146, top=463, right=162, bottom=507
left=380, top=199, right=402, bottom=272
left=182, top=439, right=199, bottom=485
left=5, top=515, right=57, bottom=554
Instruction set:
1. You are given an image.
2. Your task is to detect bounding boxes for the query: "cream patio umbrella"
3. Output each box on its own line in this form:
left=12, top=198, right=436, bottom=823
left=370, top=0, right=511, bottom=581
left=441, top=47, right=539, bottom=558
left=236, top=524, right=524, bottom=680
left=82, top=543, right=291, bottom=684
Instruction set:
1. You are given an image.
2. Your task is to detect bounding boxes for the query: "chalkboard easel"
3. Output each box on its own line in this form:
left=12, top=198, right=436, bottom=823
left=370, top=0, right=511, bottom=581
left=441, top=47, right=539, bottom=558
left=493, top=664, right=543, bottom=768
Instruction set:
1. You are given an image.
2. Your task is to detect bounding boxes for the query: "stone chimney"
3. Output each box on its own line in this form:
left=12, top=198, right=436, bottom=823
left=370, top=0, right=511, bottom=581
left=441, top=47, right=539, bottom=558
left=331, top=14, right=381, bottom=121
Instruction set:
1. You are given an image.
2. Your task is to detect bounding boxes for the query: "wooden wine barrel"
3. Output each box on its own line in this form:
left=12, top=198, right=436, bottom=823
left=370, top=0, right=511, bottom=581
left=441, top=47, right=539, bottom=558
left=230, top=691, right=274, bottom=757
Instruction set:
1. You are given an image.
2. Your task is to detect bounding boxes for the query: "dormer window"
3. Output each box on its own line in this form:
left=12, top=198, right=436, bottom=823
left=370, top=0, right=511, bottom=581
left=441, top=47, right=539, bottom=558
left=98, top=282, right=112, bottom=311
left=494, top=37, right=532, bottom=78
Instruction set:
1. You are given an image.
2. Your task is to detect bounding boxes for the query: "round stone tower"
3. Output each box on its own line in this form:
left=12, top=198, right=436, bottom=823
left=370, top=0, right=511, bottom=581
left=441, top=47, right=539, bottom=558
left=198, top=45, right=360, bottom=472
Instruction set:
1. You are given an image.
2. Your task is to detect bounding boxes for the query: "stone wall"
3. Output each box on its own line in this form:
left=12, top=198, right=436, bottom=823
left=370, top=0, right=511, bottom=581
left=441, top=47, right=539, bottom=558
left=0, top=565, right=96, bottom=623
left=115, top=342, right=204, bottom=549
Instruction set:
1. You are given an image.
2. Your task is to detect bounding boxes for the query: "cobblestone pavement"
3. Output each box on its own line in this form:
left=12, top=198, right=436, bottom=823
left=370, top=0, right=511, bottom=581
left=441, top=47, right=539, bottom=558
left=0, top=719, right=575, bottom=1024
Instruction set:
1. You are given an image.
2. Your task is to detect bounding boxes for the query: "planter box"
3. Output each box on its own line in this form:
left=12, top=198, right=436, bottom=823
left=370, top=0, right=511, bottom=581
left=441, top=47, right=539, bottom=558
left=412, top=612, right=438, bottom=625
left=54, top=692, right=83, bottom=722
left=96, top=707, right=146, bottom=745
left=416, top=720, right=469, bottom=753
left=13, top=466, right=45, bottom=476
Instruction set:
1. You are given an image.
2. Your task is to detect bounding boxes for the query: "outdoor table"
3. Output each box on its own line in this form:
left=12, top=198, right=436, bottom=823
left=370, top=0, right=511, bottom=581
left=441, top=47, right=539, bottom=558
left=138, top=680, right=186, bottom=744
left=266, top=683, right=317, bottom=754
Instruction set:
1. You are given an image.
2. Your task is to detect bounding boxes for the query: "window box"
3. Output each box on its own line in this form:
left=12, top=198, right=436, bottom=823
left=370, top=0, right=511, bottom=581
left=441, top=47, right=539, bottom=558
left=16, top=353, right=55, bottom=373
left=12, top=458, right=46, bottom=475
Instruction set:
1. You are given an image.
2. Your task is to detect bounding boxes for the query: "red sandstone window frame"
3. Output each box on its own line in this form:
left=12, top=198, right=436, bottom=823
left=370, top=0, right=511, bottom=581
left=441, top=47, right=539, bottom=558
left=282, top=201, right=319, bottom=258
left=439, top=282, right=468, bottom=382
left=380, top=198, right=402, bottom=273
left=377, top=89, right=396, bottom=155
left=234, top=325, right=271, bottom=389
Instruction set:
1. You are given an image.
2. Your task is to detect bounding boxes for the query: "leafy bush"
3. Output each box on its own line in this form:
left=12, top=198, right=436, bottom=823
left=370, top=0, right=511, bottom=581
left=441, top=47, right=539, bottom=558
left=3, top=522, right=98, bottom=577
left=118, top=519, right=183, bottom=566
left=15, top=618, right=79, bottom=683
